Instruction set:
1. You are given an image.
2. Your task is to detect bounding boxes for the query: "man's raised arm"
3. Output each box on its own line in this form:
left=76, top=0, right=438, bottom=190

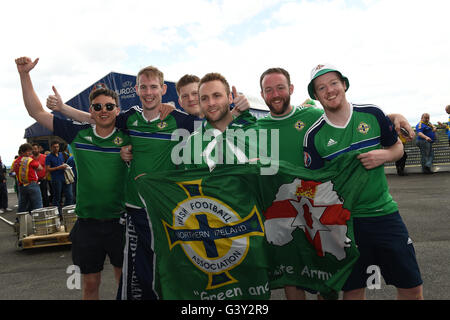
left=15, top=57, right=54, bottom=131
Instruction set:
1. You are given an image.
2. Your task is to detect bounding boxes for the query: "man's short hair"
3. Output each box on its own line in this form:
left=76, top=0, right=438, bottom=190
left=199, top=73, right=230, bottom=95
left=89, top=87, right=120, bottom=106
left=176, top=74, right=200, bottom=95
left=50, top=140, right=60, bottom=147
left=137, top=66, right=164, bottom=87
left=259, top=67, right=291, bottom=91
left=31, top=142, right=40, bottom=148
left=18, top=143, right=33, bottom=155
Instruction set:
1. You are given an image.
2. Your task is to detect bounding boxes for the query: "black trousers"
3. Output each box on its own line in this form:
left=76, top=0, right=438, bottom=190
left=0, top=182, right=8, bottom=209
left=395, top=151, right=407, bottom=173
left=38, top=179, right=49, bottom=207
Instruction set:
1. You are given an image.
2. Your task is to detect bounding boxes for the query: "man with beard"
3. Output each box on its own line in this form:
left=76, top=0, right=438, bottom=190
left=182, top=72, right=257, bottom=170
left=257, top=68, right=324, bottom=300
left=176, top=74, right=249, bottom=120
left=257, top=67, right=415, bottom=300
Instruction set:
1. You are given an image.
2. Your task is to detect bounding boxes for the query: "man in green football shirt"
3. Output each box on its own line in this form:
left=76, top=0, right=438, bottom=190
left=47, top=66, right=199, bottom=299
left=257, top=67, right=325, bottom=299
left=115, top=66, right=204, bottom=300
left=257, top=67, right=416, bottom=300
left=175, top=73, right=250, bottom=120
left=180, top=72, right=259, bottom=170
left=16, top=56, right=129, bottom=300
left=304, top=63, right=423, bottom=300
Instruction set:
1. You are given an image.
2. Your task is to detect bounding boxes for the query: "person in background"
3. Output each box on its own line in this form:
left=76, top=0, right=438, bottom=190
left=32, top=143, right=49, bottom=206
left=45, top=140, right=73, bottom=213
left=415, top=113, right=436, bottom=174
left=66, top=154, right=77, bottom=203
left=12, top=143, right=43, bottom=213
left=395, top=134, right=408, bottom=176
left=437, top=105, right=450, bottom=147
left=9, top=156, right=19, bottom=204
left=0, top=156, right=13, bottom=213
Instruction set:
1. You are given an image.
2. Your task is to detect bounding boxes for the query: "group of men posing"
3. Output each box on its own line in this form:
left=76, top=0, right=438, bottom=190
left=15, top=57, right=423, bottom=300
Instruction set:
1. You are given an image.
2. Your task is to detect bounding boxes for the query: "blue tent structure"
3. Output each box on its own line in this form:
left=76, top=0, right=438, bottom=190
left=24, top=71, right=268, bottom=149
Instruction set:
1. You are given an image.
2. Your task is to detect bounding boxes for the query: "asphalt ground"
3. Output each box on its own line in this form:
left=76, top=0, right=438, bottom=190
left=0, top=172, right=449, bottom=300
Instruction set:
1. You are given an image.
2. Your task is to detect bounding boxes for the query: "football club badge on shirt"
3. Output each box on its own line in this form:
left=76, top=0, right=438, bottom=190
left=295, top=120, right=305, bottom=131
left=163, top=179, right=265, bottom=290
left=113, top=136, right=124, bottom=146
left=157, top=121, right=168, bottom=129
left=357, top=122, right=370, bottom=134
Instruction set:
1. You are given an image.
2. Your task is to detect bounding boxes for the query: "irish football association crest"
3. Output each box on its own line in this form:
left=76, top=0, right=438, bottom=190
left=157, top=121, right=168, bottom=129
left=163, top=179, right=265, bottom=290
left=113, top=136, right=124, bottom=146
left=295, top=120, right=305, bottom=131
left=357, top=122, right=370, bottom=134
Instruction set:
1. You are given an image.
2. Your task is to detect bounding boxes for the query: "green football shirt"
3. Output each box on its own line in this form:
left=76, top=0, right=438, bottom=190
left=53, top=117, right=130, bottom=219
left=257, top=106, right=324, bottom=167
left=183, top=111, right=258, bottom=171
left=116, top=107, right=198, bottom=207
left=303, top=103, right=399, bottom=217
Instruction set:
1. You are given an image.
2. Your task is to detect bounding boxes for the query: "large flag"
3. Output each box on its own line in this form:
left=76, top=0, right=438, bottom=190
left=136, top=165, right=270, bottom=300
left=135, top=152, right=366, bottom=299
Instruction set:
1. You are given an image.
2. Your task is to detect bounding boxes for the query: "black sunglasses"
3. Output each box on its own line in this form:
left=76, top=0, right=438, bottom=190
left=91, top=103, right=117, bottom=112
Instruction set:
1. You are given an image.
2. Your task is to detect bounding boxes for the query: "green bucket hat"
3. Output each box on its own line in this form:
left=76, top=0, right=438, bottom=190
left=307, top=64, right=349, bottom=100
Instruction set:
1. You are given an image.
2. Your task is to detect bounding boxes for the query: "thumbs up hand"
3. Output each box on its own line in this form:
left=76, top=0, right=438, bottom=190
left=231, top=86, right=250, bottom=116
left=46, top=86, right=64, bottom=112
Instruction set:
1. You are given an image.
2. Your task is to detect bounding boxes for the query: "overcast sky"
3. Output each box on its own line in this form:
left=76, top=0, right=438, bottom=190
left=1, top=0, right=450, bottom=165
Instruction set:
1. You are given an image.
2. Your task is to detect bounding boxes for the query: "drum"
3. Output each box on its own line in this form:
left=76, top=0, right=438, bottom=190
left=62, top=205, right=77, bottom=233
left=17, top=211, right=33, bottom=239
left=31, top=207, right=60, bottom=235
